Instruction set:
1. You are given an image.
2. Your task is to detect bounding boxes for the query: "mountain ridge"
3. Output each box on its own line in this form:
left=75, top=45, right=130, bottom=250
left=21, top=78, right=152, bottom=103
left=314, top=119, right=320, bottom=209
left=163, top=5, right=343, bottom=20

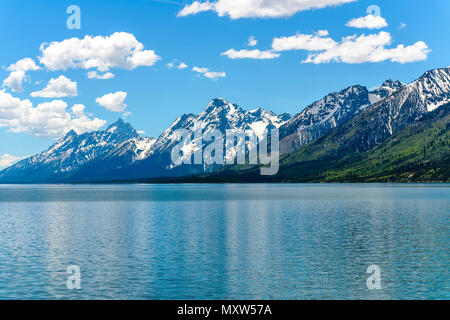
left=1, top=66, right=449, bottom=183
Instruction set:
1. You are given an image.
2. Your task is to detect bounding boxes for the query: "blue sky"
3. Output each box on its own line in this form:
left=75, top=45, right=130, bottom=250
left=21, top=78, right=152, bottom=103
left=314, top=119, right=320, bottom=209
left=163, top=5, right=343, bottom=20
left=0, top=0, right=449, bottom=165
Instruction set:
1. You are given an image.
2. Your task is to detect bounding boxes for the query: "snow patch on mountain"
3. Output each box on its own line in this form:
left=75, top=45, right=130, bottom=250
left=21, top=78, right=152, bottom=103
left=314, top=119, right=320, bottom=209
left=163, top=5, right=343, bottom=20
left=279, top=85, right=371, bottom=154
left=368, top=79, right=405, bottom=105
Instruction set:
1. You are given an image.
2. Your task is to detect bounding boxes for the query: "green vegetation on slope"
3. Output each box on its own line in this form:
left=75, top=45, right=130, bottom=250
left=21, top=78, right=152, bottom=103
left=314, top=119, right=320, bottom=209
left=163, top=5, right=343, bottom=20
left=320, top=105, right=450, bottom=182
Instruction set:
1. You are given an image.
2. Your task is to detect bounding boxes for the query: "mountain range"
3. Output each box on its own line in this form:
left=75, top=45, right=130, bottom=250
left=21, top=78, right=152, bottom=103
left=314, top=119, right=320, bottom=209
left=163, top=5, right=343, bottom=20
left=1, top=66, right=449, bottom=183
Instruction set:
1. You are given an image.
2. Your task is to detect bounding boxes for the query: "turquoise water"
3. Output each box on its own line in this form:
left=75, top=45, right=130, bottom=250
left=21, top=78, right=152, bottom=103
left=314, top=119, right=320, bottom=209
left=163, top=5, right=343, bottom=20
left=0, top=184, right=448, bottom=300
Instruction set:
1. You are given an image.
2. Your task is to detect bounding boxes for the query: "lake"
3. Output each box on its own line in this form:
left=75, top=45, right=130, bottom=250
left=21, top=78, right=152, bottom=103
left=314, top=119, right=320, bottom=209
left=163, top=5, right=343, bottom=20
left=0, top=184, right=448, bottom=300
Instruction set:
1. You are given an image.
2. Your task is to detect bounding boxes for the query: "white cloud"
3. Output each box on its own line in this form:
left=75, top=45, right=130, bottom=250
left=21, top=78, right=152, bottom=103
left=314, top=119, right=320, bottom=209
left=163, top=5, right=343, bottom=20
left=178, top=0, right=357, bottom=19
left=87, top=71, right=115, bottom=79
left=367, top=41, right=430, bottom=64
left=39, top=32, right=161, bottom=73
left=248, top=36, right=257, bottom=47
left=31, top=75, right=78, bottom=98
left=272, top=32, right=337, bottom=51
left=177, top=1, right=215, bottom=17
left=2, top=71, right=27, bottom=93
left=95, top=91, right=128, bottom=112
left=399, top=22, right=407, bottom=29
left=2, top=58, right=40, bottom=92
left=316, top=30, right=329, bottom=37
left=192, top=67, right=226, bottom=80
left=0, top=154, right=25, bottom=170
left=303, top=31, right=430, bottom=64
left=126, top=50, right=161, bottom=69
left=7, top=58, right=40, bottom=73
left=168, top=62, right=189, bottom=69
left=0, top=90, right=105, bottom=138
left=71, top=104, right=85, bottom=116
left=268, top=30, right=429, bottom=64
left=346, top=14, right=388, bottom=29
left=221, top=49, right=280, bottom=59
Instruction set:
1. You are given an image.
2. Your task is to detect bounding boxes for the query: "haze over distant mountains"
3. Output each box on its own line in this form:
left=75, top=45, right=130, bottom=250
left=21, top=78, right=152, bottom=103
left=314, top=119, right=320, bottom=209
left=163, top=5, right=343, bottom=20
left=1, top=66, right=449, bottom=183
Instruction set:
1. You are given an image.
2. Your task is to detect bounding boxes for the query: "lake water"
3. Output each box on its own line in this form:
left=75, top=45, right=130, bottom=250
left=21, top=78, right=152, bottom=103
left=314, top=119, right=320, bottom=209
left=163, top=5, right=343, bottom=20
left=0, top=184, right=448, bottom=300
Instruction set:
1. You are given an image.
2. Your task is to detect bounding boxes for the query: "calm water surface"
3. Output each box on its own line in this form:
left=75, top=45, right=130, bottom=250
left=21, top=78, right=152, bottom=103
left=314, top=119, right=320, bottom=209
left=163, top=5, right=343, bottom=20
left=0, top=184, right=448, bottom=300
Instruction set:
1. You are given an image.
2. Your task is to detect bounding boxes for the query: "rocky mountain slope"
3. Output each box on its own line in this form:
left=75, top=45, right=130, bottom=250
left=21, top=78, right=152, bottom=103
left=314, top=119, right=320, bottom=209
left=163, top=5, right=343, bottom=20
left=168, top=67, right=450, bottom=183
left=170, top=101, right=450, bottom=183
left=278, top=79, right=405, bottom=154
left=92, top=98, right=292, bottom=181
left=277, top=67, right=450, bottom=168
left=1, top=67, right=448, bottom=183
left=0, top=119, right=155, bottom=182
left=0, top=99, right=290, bottom=182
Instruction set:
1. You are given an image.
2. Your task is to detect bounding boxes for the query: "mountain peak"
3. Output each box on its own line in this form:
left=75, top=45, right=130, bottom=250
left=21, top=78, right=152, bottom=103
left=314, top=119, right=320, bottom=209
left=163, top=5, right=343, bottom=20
left=411, top=67, right=450, bottom=112
left=419, top=67, right=450, bottom=81
left=106, top=119, right=139, bottom=138
left=381, top=79, right=404, bottom=89
left=107, top=118, right=128, bottom=129
left=108, top=118, right=126, bottom=129
left=249, top=107, right=264, bottom=116
left=202, top=98, right=242, bottom=116
left=368, top=79, right=405, bottom=105
left=64, top=129, right=78, bottom=139
left=209, top=98, right=229, bottom=106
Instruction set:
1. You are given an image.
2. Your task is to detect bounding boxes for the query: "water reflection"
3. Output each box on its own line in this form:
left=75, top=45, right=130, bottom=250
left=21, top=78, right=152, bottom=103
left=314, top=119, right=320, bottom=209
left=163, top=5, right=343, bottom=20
left=0, top=184, right=448, bottom=299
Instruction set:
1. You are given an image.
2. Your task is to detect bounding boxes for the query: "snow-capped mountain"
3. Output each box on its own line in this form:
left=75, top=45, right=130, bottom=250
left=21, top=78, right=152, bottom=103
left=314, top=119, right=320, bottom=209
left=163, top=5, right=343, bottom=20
left=0, top=119, right=155, bottom=182
left=279, top=85, right=372, bottom=154
left=278, top=78, right=410, bottom=154
left=304, top=67, right=450, bottom=157
left=352, top=67, right=450, bottom=146
left=368, top=79, right=405, bottom=104
left=127, top=98, right=292, bottom=178
left=152, top=98, right=289, bottom=154
left=0, top=99, right=290, bottom=182
left=1, top=67, right=448, bottom=183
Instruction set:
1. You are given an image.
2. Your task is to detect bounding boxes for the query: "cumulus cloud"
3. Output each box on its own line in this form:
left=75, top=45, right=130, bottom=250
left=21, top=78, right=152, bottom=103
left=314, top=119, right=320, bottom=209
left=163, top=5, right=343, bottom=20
left=316, top=30, right=329, bottom=37
left=346, top=14, right=388, bottom=29
left=2, top=58, right=40, bottom=92
left=95, top=91, right=128, bottom=112
left=87, top=71, right=115, bottom=79
left=177, top=62, right=189, bottom=69
left=272, top=32, right=337, bottom=51
left=192, top=66, right=226, bottom=80
left=303, top=31, right=430, bottom=64
left=0, top=90, right=105, bottom=138
left=177, top=1, right=215, bottom=17
left=0, top=154, right=25, bottom=170
left=167, top=62, right=175, bottom=69
left=221, top=49, right=280, bottom=59
left=267, top=30, right=429, bottom=64
left=71, top=104, right=85, bottom=116
left=7, top=58, right=40, bottom=73
left=31, top=75, right=78, bottom=98
left=39, top=32, right=161, bottom=73
left=178, top=0, right=357, bottom=19
left=248, top=36, right=257, bottom=47
left=2, top=72, right=27, bottom=93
